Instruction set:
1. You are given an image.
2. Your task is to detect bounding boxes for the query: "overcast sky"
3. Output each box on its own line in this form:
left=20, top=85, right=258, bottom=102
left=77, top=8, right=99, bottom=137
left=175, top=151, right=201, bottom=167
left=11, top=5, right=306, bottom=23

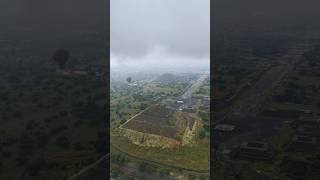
left=110, top=0, right=210, bottom=73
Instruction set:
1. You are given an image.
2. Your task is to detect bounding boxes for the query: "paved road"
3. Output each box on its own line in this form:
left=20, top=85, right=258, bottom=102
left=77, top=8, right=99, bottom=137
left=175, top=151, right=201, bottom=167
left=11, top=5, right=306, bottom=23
left=227, top=43, right=310, bottom=119
left=181, top=73, right=209, bottom=99
left=215, top=41, right=311, bottom=151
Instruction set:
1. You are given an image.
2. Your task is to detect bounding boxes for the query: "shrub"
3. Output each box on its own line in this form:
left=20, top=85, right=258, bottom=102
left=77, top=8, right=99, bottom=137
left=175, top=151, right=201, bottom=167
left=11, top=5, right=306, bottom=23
left=55, top=136, right=70, bottom=149
left=159, top=168, right=170, bottom=176
left=199, top=130, right=206, bottom=139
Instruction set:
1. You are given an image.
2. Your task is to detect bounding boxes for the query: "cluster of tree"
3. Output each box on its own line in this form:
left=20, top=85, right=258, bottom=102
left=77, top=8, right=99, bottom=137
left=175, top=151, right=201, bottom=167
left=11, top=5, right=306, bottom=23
left=187, top=174, right=208, bottom=180
left=138, top=161, right=153, bottom=173
left=159, top=167, right=170, bottom=176
left=280, top=154, right=320, bottom=180
left=111, top=154, right=128, bottom=165
left=197, top=87, right=210, bottom=95
left=198, top=111, right=209, bottom=122
left=139, top=103, right=148, bottom=110
left=110, top=168, right=129, bottom=180
left=213, top=75, right=227, bottom=92
left=26, top=157, right=47, bottom=177
left=94, top=132, right=106, bottom=153
left=273, top=81, right=307, bottom=104
left=55, top=136, right=70, bottom=149
left=226, top=66, right=251, bottom=84
left=71, top=102, right=107, bottom=127
left=303, top=48, right=320, bottom=67
left=199, top=129, right=206, bottom=139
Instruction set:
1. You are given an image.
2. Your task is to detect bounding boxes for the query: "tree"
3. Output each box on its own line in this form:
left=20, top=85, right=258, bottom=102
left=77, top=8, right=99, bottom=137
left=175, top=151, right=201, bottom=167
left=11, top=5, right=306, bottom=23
left=111, top=154, right=128, bottom=165
left=110, top=168, right=120, bottom=178
left=139, top=162, right=148, bottom=172
left=140, top=103, right=148, bottom=110
left=94, top=132, right=106, bottom=153
left=73, top=142, right=85, bottom=151
left=188, top=174, right=196, bottom=180
left=199, top=175, right=208, bottom=180
left=36, top=133, right=49, bottom=148
left=55, top=136, right=70, bottom=149
left=317, top=101, right=320, bottom=109
left=199, top=111, right=209, bottom=122
left=26, top=119, right=38, bottom=131
left=27, top=158, right=46, bottom=177
left=159, top=168, right=170, bottom=176
left=199, top=130, right=206, bottom=139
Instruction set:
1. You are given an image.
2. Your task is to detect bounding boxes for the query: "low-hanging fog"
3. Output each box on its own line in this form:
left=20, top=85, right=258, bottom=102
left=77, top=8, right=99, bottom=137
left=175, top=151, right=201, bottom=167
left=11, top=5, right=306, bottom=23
left=110, top=0, right=210, bottom=74
left=214, top=0, right=320, bottom=37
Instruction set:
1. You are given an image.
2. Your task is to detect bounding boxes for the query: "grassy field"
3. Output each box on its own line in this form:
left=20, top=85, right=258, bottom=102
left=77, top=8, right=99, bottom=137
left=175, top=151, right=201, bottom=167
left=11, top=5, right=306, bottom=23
left=111, top=134, right=209, bottom=171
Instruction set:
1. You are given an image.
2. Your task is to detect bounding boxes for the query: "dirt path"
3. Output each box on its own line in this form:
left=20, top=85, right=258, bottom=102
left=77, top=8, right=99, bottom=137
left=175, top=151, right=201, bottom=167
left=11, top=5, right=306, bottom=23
left=67, top=155, right=109, bottom=180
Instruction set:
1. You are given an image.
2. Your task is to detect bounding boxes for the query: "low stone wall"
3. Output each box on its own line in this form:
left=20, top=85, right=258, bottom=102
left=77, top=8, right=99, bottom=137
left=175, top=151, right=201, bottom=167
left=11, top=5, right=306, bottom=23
left=117, top=127, right=180, bottom=148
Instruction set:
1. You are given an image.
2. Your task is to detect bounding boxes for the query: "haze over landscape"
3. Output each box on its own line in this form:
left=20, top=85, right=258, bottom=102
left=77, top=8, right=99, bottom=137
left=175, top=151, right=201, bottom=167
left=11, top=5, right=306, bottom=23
left=0, top=0, right=107, bottom=179
left=212, top=0, right=320, bottom=179
left=110, top=1, right=210, bottom=179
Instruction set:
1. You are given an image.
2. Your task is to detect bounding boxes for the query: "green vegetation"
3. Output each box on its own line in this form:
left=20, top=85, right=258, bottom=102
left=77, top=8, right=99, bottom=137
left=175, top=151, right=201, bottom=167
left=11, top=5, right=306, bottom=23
left=0, top=57, right=107, bottom=179
left=159, top=167, right=170, bottom=176
left=198, top=111, right=209, bottom=123
left=111, top=153, right=129, bottom=165
left=198, top=129, right=206, bottom=140
left=110, top=73, right=210, bottom=178
left=111, top=130, right=209, bottom=171
left=211, top=35, right=320, bottom=180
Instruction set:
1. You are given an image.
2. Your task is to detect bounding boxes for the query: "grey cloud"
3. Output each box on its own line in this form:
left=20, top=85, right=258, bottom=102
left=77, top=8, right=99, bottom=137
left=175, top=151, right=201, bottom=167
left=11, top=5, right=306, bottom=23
left=111, top=0, right=210, bottom=68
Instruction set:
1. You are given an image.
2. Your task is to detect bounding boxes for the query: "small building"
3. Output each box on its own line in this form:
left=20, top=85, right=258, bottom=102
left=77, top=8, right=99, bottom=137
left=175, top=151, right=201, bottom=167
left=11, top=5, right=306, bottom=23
left=128, top=83, right=138, bottom=87
left=153, top=95, right=161, bottom=102
left=177, top=100, right=184, bottom=104
left=182, top=106, right=195, bottom=113
left=165, top=100, right=181, bottom=109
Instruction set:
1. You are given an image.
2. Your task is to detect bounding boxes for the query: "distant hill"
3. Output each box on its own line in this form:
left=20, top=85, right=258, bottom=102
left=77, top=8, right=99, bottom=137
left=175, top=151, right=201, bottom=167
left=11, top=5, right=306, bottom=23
left=154, top=73, right=177, bottom=84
